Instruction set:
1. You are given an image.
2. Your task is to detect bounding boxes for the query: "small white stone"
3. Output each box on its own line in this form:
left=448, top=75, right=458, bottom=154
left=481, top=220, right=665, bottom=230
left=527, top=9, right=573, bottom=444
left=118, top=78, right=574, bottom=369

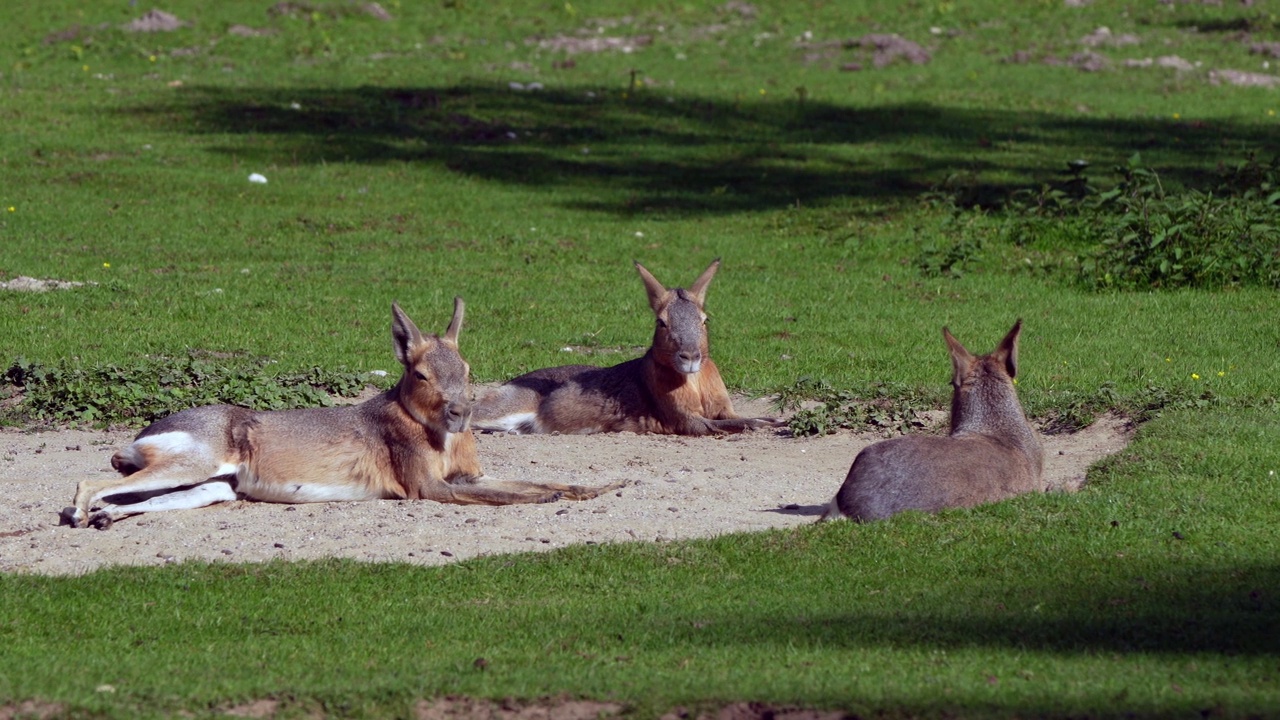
left=248, top=173, right=267, bottom=184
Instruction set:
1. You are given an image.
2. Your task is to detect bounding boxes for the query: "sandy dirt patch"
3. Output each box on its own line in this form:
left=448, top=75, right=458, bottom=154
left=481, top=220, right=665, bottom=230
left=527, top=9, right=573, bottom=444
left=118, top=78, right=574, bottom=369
left=0, top=398, right=1130, bottom=576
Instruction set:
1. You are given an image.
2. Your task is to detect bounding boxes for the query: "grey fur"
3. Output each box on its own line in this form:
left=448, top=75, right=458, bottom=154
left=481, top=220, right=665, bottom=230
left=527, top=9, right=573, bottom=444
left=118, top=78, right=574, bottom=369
left=822, top=320, right=1044, bottom=522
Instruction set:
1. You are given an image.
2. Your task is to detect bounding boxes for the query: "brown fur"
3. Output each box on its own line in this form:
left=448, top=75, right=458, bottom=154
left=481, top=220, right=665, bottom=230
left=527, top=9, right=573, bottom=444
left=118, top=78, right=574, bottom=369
left=472, top=259, right=779, bottom=436
left=63, top=300, right=623, bottom=529
left=821, top=320, right=1045, bottom=522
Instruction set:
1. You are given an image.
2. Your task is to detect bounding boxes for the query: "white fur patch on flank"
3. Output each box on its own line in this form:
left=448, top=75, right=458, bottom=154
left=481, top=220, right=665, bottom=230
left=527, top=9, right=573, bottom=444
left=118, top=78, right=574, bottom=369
left=214, top=463, right=239, bottom=477
left=135, top=431, right=204, bottom=456
left=476, top=412, right=537, bottom=434
left=247, top=482, right=382, bottom=504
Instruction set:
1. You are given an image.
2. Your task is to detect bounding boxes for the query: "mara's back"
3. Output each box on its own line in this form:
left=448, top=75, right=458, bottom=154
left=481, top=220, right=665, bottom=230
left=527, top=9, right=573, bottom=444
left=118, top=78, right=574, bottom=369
left=835, top=433, right=1042, bottom=521
left=825, top=320, right=1044, bottom=522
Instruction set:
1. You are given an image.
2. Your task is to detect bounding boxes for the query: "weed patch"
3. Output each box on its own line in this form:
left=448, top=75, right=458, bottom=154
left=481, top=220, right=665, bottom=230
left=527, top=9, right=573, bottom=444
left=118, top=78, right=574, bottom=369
left=928, top=154, right=1280, bottom=291
left=775, top=376, right=1267, bottom=437
left=2, top=355, right=374, bottom=427
left=774, top=377, right=941, bottom=436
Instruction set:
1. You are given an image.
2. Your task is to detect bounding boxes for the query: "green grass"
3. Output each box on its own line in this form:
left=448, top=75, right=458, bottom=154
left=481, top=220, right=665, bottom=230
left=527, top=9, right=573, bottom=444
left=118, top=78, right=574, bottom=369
left=2, top=0, right=1279, bottom=716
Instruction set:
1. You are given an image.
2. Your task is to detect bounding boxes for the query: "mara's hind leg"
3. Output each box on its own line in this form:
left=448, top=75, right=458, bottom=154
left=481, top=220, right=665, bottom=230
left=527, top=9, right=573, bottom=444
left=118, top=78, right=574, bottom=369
left=70, top=481, right=239, bottom=530
left=471, top=384, right=543, bottom=434
left=65, top=458, right=234, bottom=529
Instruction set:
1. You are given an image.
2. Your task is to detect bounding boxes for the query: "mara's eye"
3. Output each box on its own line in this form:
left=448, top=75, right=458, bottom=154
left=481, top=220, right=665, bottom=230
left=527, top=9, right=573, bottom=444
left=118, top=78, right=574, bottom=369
left=414, top=370, right=428, bottom=382
left=656, top=318, right=668, bottom=329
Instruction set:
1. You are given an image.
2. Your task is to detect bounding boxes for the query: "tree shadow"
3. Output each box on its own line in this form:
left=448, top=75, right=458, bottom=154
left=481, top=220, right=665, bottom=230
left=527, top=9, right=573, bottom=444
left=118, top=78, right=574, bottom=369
left=679, top=560, right=1279, bottom=658
left=122, top=83, right=1279, bottom=216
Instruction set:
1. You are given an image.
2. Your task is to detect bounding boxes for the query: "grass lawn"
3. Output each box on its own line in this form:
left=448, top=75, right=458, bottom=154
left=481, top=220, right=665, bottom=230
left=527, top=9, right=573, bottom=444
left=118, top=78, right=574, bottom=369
left=1, top=1, right=1278, bottom=717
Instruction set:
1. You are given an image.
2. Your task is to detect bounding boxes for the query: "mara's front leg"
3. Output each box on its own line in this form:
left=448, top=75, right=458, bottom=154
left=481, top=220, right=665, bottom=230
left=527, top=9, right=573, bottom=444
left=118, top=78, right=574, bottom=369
left=705, top=416, right=784, bottom=433
left=442, top=430, right=484, bottom=484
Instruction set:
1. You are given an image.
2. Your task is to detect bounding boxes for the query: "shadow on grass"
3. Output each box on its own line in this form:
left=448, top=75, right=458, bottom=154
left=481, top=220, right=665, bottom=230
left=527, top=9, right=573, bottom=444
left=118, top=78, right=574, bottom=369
left=684, top=559, right=1280, bottom=658
left=122, top=84, right=1278, bottom=216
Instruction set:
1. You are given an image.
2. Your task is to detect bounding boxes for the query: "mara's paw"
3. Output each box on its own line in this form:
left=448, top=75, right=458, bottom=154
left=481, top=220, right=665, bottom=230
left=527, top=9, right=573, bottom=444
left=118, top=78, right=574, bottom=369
left=537, top=491, right=564, bottom=504
left=59, top=506, right=85, bottom=528
left=566, top=480, right=630, bottom=500
left=88, top=512, right=114, bottom=531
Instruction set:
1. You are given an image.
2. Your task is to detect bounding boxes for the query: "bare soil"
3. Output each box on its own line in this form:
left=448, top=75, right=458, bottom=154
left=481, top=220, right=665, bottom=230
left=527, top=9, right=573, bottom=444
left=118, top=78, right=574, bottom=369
left=0, top=397, right=1131, bottom=576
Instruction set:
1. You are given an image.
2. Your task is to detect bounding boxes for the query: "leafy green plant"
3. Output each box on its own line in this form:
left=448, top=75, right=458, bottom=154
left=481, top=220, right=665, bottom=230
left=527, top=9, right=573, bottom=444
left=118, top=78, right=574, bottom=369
left=2, top=355, right=376, bottom=427
left=1080, top=154, right=1280, bottom=290
left=915, top=235, right=985, bottom=279
left=1034, top=381, right=1227, bottom=434
left=927, top=154, right=1280, bottom=290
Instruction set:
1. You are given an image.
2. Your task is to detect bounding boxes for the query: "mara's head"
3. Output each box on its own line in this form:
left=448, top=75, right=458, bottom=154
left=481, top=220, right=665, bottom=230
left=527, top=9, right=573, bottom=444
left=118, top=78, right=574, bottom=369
left=636, top=259, right=719, bottom=375
left=391, top=299, right=472, bottom=435
left=943, top=319, right=1023, bottom=426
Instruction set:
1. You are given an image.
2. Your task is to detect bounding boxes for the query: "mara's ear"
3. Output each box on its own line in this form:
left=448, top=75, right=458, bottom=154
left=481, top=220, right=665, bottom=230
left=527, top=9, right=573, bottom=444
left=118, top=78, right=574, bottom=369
left=443, top=296, right=465, bottom=347
left=686, top=258, right=721, bottom=306
left=943, top=326, right=975, bottom=387
left=993, top=319, right=1023, bottom=379
left=391, top=302, right=426, bottom=366
left=634, top=261, right=670, bottom=315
